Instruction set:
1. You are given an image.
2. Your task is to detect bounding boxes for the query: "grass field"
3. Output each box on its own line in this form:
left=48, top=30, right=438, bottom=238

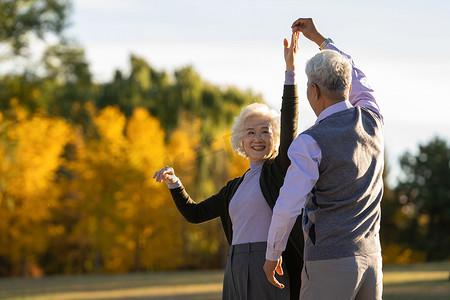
left=0, top=262, right=448, bottom=299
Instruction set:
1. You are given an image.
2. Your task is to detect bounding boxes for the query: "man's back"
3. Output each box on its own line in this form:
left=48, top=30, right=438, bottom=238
left=302, top=106, right=384, bottom=261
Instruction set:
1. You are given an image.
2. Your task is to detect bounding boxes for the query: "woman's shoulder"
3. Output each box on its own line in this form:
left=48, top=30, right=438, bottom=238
left=262, top=156, right=284, bottom=181
left=220, top=170, right=248, bottom=197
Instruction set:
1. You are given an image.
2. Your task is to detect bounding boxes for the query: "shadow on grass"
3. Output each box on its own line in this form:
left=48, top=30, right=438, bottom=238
left=383, top=278, right=450, bottom=300
left=1, top=264, right=449, bottom=300
left=0, top=271, right=225, bottom=299
left=111, top=292, right=221, bottom=300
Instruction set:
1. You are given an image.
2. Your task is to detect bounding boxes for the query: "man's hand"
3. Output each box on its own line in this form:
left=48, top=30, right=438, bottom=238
left=291, top=18, right=326, bottom=48
left=263, top=258, right=285, bottom=289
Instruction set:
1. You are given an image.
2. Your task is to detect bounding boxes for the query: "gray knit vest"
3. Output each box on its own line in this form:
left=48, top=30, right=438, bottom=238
left=302, top=106, right=384, bottom=261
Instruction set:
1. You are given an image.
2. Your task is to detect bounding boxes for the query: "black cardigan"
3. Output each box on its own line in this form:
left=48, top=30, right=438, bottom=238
left=169, top=85, right=303, bottom=300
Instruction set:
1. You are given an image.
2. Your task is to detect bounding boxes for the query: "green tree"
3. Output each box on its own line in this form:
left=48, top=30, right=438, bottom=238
left=379, top=156, right=414, bottom=263
left=0, top=40, right=96, bottom=126
left=396, top=136, right=450, bottom=261
left=97, top=55, right=169, bottom=119
left=0, top=72, right=45, bottom=112
left=0, top=0, right=96, bottom=121
left=0, top=0, right=71, bottom=59
left=41, top=39, right=96, bottom=123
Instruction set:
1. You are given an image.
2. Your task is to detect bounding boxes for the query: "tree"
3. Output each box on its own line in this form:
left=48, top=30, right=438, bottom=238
left=0, top=0, right=71, bottom=59
left=44, top=106, right=192, bottom=274
left=41, top=39, right=95, bottom=121
left=0, top=0, right=96, bottom=120
left=97, top=55, right=168, bottom=119
left=121, top=107, right=187, bottom=272
left=0, top=71, right=46, bottom=112
left=0, top=101, right=72, bottom=276
left=379, top=155, right=413, bottom=263
left=396, top=136, right=450, bottom=261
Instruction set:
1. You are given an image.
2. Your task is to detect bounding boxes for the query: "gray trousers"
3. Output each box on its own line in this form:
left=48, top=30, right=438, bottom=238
left=223, top=241, right=290, bottom=300
left=300, top=252, right=383, bottom=300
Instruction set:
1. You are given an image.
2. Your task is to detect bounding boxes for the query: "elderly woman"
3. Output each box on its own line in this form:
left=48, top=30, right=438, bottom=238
left=153, top=32, right=303, bottom=300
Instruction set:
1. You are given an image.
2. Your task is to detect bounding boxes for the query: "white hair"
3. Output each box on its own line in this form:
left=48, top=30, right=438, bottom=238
left=230, top=103, right=280, bottom=158
left=305, top=49, right=352, bottom=101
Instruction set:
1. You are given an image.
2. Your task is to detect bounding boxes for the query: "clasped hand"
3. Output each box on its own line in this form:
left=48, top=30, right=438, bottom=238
left=153, top=166, right=178, bottom=184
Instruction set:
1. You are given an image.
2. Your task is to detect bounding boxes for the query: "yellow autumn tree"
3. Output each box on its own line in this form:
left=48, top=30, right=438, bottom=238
left=64, top=105, right=131, bottom=273
left=152, top=118, right=204, bottom=268
left=113, top=107, right=186, bottom=272
left=166, top=118, right=200, bottom=187
left=0, top=100, right=72, bottom=276
left=60, top=106, right=193, bottom=273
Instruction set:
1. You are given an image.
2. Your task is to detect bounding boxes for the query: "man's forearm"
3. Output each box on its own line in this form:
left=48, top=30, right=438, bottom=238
left=325, top=43, right=382, bottom=118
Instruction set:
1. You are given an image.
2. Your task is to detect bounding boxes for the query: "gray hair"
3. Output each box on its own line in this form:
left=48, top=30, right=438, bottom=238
left=305, top=49, right=352, bottom=101
left=231, top=103, right=280, bottom=158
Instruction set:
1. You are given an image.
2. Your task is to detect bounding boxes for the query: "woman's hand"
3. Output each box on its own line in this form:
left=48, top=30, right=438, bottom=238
left=284, top=31, right=299, bottom=72
left=153, top=166, right=179, bottom=184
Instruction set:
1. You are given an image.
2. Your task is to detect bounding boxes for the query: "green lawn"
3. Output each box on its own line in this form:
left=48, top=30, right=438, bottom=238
left=0, top=262, right=448, bottom=299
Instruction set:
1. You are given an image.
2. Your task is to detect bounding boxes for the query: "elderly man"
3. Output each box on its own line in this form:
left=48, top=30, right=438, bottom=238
left=264, top=18, right=384, bottom=299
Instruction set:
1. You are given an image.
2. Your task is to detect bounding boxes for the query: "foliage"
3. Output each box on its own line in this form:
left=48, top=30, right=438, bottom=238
left=0, top=101, right=72, bottom=276
left=41, top=106, right=190, bottom=274
left=1, top=0, right=449, bottom=277
left=0, top=0, right=71, bottom=58
left=0, top=41, right=257, bottom=275
left=41, top=39, right=96, bottom=121
left=0, top=0, right=95, bottom=125
left=394, top=137, right=450, bottom=261
left=97, top=59, right=259, bottom=136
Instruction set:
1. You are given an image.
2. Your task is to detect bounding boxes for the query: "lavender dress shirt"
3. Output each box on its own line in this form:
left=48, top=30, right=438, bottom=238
left=266, top=43, right=382, bottom=261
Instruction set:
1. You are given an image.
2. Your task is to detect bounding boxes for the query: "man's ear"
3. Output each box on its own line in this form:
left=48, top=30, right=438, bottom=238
left=311, top=82, right=320, bottom=101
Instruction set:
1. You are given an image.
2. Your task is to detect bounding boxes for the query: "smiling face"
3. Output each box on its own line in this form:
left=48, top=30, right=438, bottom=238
left=242, top=114, right=275, bottom=162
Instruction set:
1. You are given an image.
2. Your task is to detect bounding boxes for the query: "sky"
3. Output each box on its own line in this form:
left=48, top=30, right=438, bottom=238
left=66, top=0, right=450, bottom=187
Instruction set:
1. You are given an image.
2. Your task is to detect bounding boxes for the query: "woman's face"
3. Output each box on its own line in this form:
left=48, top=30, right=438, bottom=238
left=243, top=115, right=274, bottom=162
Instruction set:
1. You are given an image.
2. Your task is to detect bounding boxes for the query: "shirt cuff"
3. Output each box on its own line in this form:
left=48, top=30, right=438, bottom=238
left=284, top=71, right=296, bottom=85
left=320, top=38, right=334, bottom=50
left=167, top=178, right=182, bottom=189
left=265, top=247, right=284, bottom=261
left=323, top=42, right=335, bottom=51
